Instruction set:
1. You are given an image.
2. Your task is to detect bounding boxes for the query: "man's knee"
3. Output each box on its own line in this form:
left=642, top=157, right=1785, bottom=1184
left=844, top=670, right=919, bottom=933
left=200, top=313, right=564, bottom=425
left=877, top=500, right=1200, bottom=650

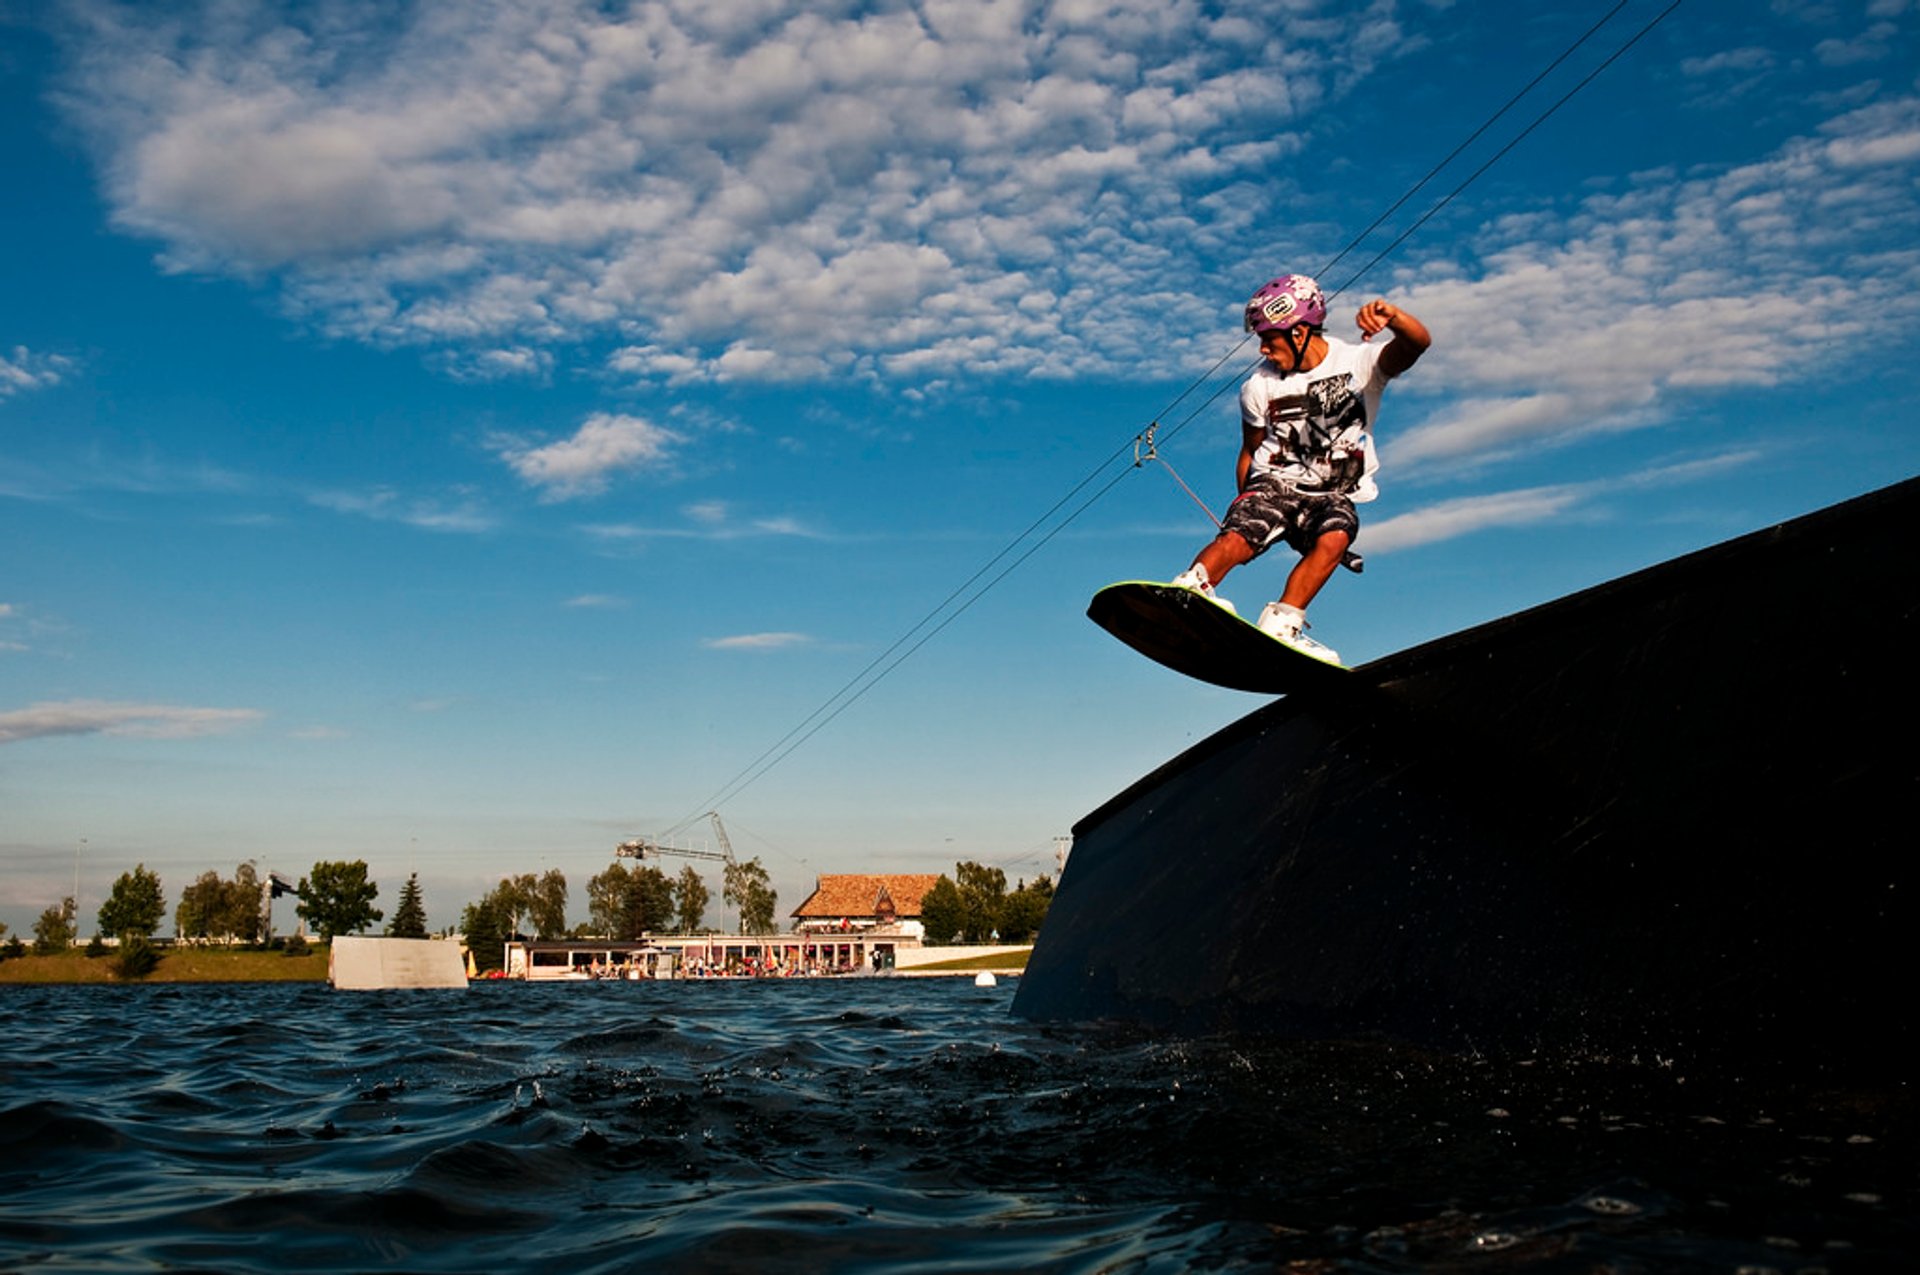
left=1214, top=530, right=1256, bottom=565
left=1309, top=528, right=1351, bottom=558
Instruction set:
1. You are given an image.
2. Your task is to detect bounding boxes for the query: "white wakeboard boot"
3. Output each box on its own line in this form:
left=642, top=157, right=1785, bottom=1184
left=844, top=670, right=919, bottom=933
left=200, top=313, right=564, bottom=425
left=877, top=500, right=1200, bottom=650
left=1169, top=564, right=1235, bottom=614
left=1256, top=602, right=1342, bottom=665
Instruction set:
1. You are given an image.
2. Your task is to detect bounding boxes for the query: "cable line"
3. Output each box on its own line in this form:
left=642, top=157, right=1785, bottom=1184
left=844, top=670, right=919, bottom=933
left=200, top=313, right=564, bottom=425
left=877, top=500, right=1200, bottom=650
left=670, top=458, right=1139, bottom=827
left=663, top=0, right=1683, bottom=824
left=664, top=435, right=1140, bottom=832
left=1314, top=0, right=1631, bottom=284
left=1327, top=0, right=1685, bottom=301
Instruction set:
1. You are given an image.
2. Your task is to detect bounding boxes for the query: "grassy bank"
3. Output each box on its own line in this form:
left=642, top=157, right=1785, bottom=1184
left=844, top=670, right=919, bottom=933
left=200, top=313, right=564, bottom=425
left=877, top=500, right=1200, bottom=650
left=0, top=948, right=330, bottom=984
left=904, top=949, right=1031, bottom=973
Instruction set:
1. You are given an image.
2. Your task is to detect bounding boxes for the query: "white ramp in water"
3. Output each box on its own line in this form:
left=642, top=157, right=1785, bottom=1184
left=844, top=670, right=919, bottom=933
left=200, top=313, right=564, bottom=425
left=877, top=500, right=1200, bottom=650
left=329, top=937, right=469, bottom=989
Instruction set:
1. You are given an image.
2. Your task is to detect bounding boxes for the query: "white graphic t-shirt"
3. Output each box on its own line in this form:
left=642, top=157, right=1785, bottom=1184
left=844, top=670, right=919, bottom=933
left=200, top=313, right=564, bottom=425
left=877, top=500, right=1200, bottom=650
left=1240, top=337, right=1391, bottom=503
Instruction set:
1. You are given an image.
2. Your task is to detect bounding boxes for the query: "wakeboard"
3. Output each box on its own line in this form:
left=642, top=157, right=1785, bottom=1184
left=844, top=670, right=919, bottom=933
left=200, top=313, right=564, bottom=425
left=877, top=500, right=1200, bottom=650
left=1088, top=580, right=1350, bottom=695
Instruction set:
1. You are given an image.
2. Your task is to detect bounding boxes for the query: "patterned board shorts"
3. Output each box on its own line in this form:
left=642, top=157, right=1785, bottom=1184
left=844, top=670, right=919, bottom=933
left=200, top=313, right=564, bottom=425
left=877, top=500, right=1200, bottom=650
left=1221, top=473, right=1364, bottom=572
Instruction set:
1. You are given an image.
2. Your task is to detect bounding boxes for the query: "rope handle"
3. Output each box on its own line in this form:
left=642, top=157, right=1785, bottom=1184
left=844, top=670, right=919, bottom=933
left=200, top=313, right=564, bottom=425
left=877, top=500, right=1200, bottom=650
left=1135, top=422, right=1222, bottom=528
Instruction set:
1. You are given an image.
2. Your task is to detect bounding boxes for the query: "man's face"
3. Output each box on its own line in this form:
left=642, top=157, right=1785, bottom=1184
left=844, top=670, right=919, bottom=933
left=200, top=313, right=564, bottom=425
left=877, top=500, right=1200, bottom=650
left=1259, top=326, right=1307, bottom=372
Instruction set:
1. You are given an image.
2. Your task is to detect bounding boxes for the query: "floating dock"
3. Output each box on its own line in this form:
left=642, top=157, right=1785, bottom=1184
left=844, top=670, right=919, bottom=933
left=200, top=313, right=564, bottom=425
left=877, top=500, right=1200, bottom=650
left=1014, top=478, right=1918, bottom=1074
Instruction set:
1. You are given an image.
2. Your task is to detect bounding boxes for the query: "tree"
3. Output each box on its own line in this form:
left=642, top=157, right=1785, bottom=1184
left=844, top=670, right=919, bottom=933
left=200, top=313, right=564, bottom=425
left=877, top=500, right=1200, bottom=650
left=496, top=875, right=535, bottom=936
left=586, top=862, right=629, bottom=936
left=723, top=857, right=778, bottom=935
left=673, top=865, right=709, bottom=934
left=624, top=866, right=674, bottom=937
left=112, top=936, right=162, bottom=980
left=176, top=864, right=265, bottom=945
left=530, top=869, right=568, bottom=939
left=460, top=889, right=515, bottom=973
left=32, top=897, right=76, bottom=954
left=466, top=872, right=567, bottom=939
left=586, top=862, right=673, bottom=938
left=919, top=877, right=963, bottom=945
left=388, top=872, right=429, bottom=938
left=296, top=860, right=383, bottom=939
left=176, top=870, right=225, bottom=941
left=223, top=862, right=265, bottom=944
left=98, top=864, right=166, bottom=940
left=953, top=860, right=1008, bottom=943
left=998, top=875, right=1055, bottom=943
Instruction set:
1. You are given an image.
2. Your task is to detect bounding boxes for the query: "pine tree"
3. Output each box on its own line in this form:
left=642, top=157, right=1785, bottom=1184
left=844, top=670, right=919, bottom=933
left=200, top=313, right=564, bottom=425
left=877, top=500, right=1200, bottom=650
left=388, top=872, right=429, bottom=938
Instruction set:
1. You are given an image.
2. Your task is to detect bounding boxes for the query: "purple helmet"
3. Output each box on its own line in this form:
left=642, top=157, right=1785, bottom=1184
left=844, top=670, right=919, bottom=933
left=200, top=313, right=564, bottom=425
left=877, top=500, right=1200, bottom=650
left=1244, top=274, right=1327, bottom=335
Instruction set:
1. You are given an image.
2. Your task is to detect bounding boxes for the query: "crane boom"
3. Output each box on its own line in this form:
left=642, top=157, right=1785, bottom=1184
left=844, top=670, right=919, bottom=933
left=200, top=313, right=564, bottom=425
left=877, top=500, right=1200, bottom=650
left=615, top=813, right=737, bottom=866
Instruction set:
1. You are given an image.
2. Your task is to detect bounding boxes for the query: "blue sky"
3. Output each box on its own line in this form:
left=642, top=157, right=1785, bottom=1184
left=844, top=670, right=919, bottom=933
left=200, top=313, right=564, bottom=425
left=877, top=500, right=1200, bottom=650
left=3, top=0, right=1917, bottom=937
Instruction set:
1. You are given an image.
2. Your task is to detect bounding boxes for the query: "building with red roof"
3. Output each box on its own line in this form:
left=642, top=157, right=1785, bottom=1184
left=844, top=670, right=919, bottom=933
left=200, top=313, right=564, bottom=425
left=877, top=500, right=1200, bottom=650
left=790, top=873, right=944, bottom=938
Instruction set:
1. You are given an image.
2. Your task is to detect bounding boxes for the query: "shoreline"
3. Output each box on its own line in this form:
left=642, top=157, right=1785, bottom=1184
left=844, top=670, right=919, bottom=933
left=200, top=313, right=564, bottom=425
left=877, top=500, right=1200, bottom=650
left=0, top=945, right=1030, bottom=985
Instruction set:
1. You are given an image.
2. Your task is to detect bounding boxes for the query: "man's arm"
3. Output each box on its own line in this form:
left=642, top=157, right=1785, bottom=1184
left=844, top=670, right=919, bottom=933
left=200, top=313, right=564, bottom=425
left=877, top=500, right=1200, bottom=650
left=1235, top=422, right=1261, bottom=493
left=1355, top=299, right=1431, bottom=379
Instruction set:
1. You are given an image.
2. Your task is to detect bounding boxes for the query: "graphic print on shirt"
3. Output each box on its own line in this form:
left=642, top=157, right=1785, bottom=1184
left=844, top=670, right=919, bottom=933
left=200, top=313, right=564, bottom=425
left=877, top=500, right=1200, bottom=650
left=1264, top=371, right=1370, bottom=494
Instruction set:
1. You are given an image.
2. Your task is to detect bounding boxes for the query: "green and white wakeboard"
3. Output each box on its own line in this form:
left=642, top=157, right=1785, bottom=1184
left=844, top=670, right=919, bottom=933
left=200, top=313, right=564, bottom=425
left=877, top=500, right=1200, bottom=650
left=1088, top=580, right=1350, bottom=695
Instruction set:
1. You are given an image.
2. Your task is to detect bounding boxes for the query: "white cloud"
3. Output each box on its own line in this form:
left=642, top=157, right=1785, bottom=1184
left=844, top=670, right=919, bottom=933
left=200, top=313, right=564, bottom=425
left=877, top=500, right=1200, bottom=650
left=1815, top=21, right=1902, bottom=66
left=495, top=411, right=682, bottom=500
left=42, top=0, right=1920, bottom=432
left=1, top=346, right=77, bottom=398
left=309, top=486, right=496, bottom=532
left=1375, top=91, right=1920, bottom=472
left=1363, top=449, right=1764, bottom=553
left=0, top=700, right=263, bottom=744
left=702, top=632, right=810, bottom=650
left=581, top=509, right=824, bottom=542
left=1681, top=48, right=1775, bottom=76
left=1363, top=486, right=1589, bottom=553
left=51, top=0, right=1410, bottom=381
left=439, top=345, right=556, bottom=382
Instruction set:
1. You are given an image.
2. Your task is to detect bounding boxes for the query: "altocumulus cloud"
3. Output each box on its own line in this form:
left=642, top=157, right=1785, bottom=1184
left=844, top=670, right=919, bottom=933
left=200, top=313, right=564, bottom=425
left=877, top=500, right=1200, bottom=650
left=1, top=346, right=75, bottom=398
left=43, top=0, right=1920, bottom=477
left=0, top=700, right=264, bottom=744
left=49, top=0, right=1420, bottom=383
left=495, top=412, right=682, bottom=500
left=1382, top=89, right=1920, bottom=472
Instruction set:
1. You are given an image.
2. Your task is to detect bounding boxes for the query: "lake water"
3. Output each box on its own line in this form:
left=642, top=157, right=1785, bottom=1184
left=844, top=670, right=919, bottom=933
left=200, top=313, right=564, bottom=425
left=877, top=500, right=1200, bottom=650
left=1, top=979, right=1913, bottom=1272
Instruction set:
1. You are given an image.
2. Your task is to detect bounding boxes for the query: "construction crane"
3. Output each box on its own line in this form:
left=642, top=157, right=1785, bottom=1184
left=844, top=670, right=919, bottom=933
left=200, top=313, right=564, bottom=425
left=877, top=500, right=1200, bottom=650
left=615, top=811, right=737, bottom=866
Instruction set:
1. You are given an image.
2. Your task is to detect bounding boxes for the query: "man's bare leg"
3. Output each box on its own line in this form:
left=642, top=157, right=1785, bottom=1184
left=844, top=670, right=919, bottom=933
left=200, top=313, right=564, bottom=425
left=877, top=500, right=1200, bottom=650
left=1192, top=530, right=1255, bottom=586
left=1278, top=529, right=1350, bottom=610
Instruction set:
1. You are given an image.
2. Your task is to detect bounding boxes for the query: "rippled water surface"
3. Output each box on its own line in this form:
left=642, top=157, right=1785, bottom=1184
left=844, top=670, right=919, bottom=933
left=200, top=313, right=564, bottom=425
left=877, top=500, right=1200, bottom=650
left=1, top=979, right=1914, bottom=1272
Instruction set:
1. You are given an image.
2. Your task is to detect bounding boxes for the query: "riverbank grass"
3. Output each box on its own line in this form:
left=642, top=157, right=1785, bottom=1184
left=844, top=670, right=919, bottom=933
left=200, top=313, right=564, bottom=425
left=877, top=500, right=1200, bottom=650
left=0, top=948, right=329, bottom=984
left=906, top=949, right=1031, bottom=973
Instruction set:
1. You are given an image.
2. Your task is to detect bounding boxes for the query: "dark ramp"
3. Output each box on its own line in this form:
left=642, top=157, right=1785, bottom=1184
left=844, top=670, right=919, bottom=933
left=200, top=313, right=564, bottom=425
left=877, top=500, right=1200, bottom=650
left=1014, top=477, right=1920, bottom=1074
